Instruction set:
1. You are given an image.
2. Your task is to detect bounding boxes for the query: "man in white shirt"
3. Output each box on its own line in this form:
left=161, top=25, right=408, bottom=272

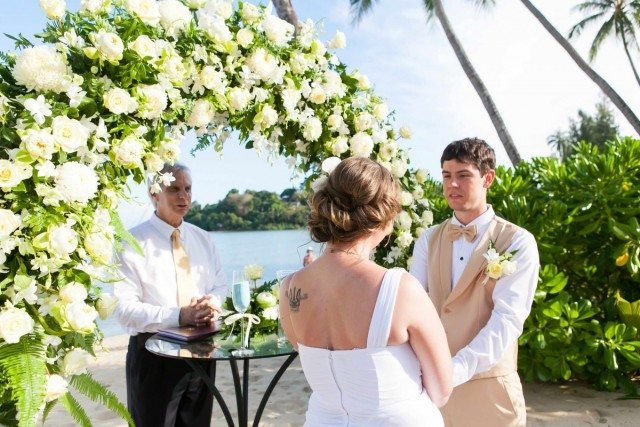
left=115, top=163, right=228, bottom=427
left=410, top=138, right=539, bottom=426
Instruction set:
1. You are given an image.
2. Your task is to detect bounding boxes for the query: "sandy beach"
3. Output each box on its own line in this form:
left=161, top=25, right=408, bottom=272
left=45, top=335, right=639, bottom=426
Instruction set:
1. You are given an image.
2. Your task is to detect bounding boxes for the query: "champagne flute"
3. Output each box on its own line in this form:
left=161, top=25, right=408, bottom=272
left=231, top=270, right=254, bottom=357
left=275, top=269, right=296, bottom=346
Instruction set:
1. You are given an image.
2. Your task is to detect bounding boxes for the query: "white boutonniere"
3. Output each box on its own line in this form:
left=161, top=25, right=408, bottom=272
left=482, top=240, right=518, bottom=283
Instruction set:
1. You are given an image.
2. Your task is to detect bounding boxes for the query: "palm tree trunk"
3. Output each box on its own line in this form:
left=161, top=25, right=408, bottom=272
left=432, top=0, right=522, bottom=165
left=519, top=0, right=640, bottom=135
left=271, top=0, right=299, bottom=29
left=620, top=30, right=640, bottom=87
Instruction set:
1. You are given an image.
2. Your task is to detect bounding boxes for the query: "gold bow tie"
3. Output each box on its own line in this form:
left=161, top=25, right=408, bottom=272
left=446, top=224, right=477, bottom=242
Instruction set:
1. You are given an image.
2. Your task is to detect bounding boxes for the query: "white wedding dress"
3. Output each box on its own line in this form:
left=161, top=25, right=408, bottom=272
left=297, top=268, right=444, bottom=426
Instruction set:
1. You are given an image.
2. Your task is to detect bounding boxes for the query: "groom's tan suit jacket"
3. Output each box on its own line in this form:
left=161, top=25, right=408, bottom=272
left=427, top=216, right=526, bottom=427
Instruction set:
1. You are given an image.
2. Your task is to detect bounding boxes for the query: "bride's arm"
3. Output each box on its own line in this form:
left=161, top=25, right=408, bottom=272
left=278, top=276, right=299, bottom=350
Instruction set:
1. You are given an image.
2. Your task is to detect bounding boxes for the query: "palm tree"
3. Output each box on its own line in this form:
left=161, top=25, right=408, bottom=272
left=569, top=0, right=640, bottom=87
left=519, top=0, right=640, bottom=135
left=350, top=0, right=523, bottom=165
left=271, top=0, right=300, bottom=29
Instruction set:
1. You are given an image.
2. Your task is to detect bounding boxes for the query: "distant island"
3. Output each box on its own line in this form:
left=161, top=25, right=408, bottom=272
left=185, top=188, right=309, bottom=231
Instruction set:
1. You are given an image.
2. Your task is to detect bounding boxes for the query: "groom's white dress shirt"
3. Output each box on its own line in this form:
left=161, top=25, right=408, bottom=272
left=410, top=207, right=539, bottom=386
left=115, top=213, right=228, bottom=335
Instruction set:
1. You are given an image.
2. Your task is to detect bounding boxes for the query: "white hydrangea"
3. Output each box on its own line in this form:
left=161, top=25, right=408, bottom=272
left=12, top=45, right=70, bottom=93
left=55, top=162, right=99, bottom=205
left=51, top=116, right=90, bottom=153
left=125, top=0, right=160, bottom=25
left=136, top=84, right=167, bottom=119
left=349, top=132, right=374, bottom=157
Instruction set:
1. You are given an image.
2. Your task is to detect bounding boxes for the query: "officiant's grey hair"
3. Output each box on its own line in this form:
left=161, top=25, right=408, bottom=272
left=147, top=162, right=191, bottom=206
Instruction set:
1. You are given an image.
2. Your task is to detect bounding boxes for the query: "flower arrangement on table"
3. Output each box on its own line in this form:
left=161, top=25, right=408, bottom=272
left=221, top=265, right=280, bottom=342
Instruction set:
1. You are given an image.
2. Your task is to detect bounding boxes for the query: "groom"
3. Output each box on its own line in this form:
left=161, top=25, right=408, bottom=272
left=410, top=138, right=539, bottom=426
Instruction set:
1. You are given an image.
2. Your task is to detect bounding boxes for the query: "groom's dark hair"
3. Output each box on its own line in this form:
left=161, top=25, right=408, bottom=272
left=440, top=137, right=496, bottom=176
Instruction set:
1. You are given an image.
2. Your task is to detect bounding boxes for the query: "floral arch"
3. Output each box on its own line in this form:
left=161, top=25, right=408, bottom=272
left=0, top=0, right=434, bottom=424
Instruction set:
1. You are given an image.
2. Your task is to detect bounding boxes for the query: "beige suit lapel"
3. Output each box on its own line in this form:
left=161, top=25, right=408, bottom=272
left=427, top=219, right=453, bottom=316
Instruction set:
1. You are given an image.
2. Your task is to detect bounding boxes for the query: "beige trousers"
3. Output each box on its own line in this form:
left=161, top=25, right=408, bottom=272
left=441, top=372, right=526, bottom=427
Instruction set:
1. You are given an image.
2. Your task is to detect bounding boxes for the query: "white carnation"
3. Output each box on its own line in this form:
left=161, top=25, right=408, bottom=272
left=61, top=348, right=94, bottom=376
left=227, top=87, right=251, bottom=111
left=373, top=103, right=389, bottom=120
left=400, top=191, right=413, bottom=207
left=48, top=225, right=78, bottom=258
left=415, top=168, right=428, bottom=184
left=52, top=116, right=90, bottom=153
left=159, top=0, right=192, bottom=36
left=40, top=0, right=66, bottom=20
left=187, top=99, right=215, bottom=128
left=399, top=126, right=412, bottom=139
left=396, top=230, right=413, bottom=248
left=328, top=30, right=346, bottom=50
left=236, top=28, right=254, bottom=48
left=44, top=375, right=68, bottom=402
left=396, top=211, right=412, bottom=230
left=12, top=45, right=70, bottom=93
left=0, top=210, right=21, bottom=239
left=21, top=129, right=55, bottom=160
left=303, top=117, right=322, bottom=141
left=309, top=87, right=326, bottom=104
left=93, top=30, right=124, bottom=62
left=96, top=293, right=118, bottom=320
left=113, top=135, right=145, bottom=168
left=349, top=132, right=373, bottom=157
left=391, top=158, right=408, bottom=178
left=0, top=306, right=34, bottom=344
left=355, top=113, right=373, bottom=132
left=199, top=66, right=226, bottom=92
left=55, top=162, right=99, bottom=204
left=125, top=0, right=161, bottom=25
left=136, top=84, right=167, bottom=119
left=246, top=48, right=278, bottom=82
left=262, top=14, right=294, bottom=47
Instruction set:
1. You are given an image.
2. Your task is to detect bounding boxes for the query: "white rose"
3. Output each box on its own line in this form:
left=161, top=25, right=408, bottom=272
left=51, top=116, right=90, bottom=153
left=136, top=84, right=167, bottom=119
left=12, top=45, right=70, bottom=93
left=44, top=375, right=68, bottom=402
left=500, top=259, right=517, bottom=276
left=94, top=30, right=124, bottom=62
left=59, top=282, right=87, bottom=304
left=96, top=293, right=118, bottom=320
left=125, top=0, right=161, bottom=25
left=353, top=71, right=370, bottom=90
left=327, top=114, right=345, bottom=132
left=129, top=35, right=158, bottom=59
left=487, top=261, right=503, bottom=280
left=421, top=210, right=434, bottom=227
left=331, top=136, right=349, bottom=156
left=0, top=160, right=31, bottom=190
left=396, top=211, right=412, bottom=230
left=349, top=132, right=373, bottom=157
left=378, top=142, right=397, bottom=162
left=161, top=56, right=187, bottom=83
left=158, top=0, right=192, bottom=35
left=61, top=348, right=94, bottom=376
left=391, top=158, right=408, bottom=178
left=289, top=52, right=309, bottom=75
left=21, top=129, right=55, bottom=160
left=0, top=209, right=21, bottom=239
left=84, top=232, right=114, bottom=264
left=309, top=87, right=326, bottom=104
left=144, top=152, right=164, bottom=174
left=262, top=305, right=279, bottom=320
left=64, top=302, right=98, bottom=333
left=227, top=87, right=251, bottom=111
left=253, top=105, right=278, bottom=130
left=40, top=0, right=66, bottom=20
left=113, top=135, right=144, bottom=168
left=399, top=126, right=412, bottom=139
left=55, top=162, right=98, bottom=205
left=262, top=14, right=294, bottom=46
left=414, top=227, right=426, bottom=238
left=48, top=224, right=78, bottom=258
left=187, top=99, right=215, bottom=128
left=321, top=157, right=341, bottom=174
left=303, top=117, right=322, bottom=141
left=412, top=187, right=424, bottom=200
left=328, top=30, right=346, bottom=50
left=158, top=141, right=180, bottom=163
left=373, top=103, right=388, bottom=120
left=400, top=191, right=413, bottom=206
left=0, top=307, right=34, bottom=344
left=236, top=28, right=254, bottom=48
left=80, top=0, right=107, bottom=14
left=484, top=248, right=500, bottom=263
left=199, top=66, right=225, bottom=92
left=240, top=3, right=260, bottom=23
left=396, top=231, right=413, bottom=248
left=103, top=87, right=138, bottom=115
left=415, top=168, right=428, bottom=184
left=355, top=113, right=374, bottom=132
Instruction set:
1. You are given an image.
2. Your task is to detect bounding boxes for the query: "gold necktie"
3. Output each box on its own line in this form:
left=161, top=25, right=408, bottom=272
left=171, top=229, right=196, bottom=307
left=446, top=223, right=478, bottom=242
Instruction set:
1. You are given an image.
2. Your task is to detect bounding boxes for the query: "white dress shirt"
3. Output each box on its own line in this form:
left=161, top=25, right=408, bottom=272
left=410, top=206, right=539, bottom=386
left=115, top=213, right=228, bottom=335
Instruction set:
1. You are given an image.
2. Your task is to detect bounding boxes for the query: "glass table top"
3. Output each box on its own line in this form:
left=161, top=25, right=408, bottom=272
left=145, top=333, right=296, bottom=361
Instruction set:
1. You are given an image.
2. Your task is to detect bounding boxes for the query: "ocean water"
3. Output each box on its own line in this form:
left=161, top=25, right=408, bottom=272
left=98, top=229, right=322, bottom=337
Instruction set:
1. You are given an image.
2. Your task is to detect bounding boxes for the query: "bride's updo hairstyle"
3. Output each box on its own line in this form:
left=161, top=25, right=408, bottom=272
left=308, top=157, right=401, bottom=244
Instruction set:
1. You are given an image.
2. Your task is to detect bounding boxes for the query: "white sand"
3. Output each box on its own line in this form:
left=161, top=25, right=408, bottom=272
left=44, top=335, right=639, bottom=426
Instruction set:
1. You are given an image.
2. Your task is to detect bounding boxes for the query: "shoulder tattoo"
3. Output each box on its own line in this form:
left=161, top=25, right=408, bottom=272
left=286, top=286, right=308, bottom=312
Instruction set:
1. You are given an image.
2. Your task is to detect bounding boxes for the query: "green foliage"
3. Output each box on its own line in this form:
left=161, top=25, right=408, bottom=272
left=59, top=392, right=91, bottom=427
left=69, top=373, right=134, bottom=426
left=185, top=189, right=309, bottom=231
left=221, top=279, right=279, bottom=340
left=0, top=335, right=46, bottom=427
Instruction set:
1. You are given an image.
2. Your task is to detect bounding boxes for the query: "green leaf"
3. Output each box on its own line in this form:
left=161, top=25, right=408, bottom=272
left=111, top=211, right=143, bottom=256
left=70, top=373, right=134, bottom=426
left=604, top=347, right=618, bottom=371
left=59, top=392, right=91, bottom=427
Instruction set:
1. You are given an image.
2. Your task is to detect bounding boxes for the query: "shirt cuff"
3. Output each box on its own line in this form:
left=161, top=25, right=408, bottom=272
left=164, top=306, right=181, bottom=327
left=452, top=357, right=469, bottom=387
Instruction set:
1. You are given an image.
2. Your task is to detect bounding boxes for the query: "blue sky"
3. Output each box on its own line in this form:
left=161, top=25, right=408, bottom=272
left=1, top=1, right=637, bottom=227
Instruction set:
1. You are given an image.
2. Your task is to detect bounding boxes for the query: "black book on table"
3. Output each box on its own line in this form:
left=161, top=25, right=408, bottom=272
left=157, top=323, right=220, bottom=342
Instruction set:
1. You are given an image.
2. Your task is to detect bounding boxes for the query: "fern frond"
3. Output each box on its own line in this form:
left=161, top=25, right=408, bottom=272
left=59, top=392, right=91, bottom=427
left=42, top=400, right=57, bottom=424
left=70, top=373, right=134, bottom=426
left=111, top=211, right=143, bottom=256
left=0, top=336, right=46, bottom=427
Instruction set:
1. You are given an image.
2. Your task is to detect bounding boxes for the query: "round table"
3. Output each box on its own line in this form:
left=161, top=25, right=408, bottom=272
left=145, top=334, right=298, bottom=427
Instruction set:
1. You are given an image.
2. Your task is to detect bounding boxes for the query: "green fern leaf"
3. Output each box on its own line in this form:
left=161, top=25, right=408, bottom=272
left=110, top=211, right=143, bottom=256
left=41, top=400, right=57, bottom=424
left=0, top=336, right=46, bottom=427
left=70, top=373, right=134, bottom=426
left=59, top=392, right=91, bottom=427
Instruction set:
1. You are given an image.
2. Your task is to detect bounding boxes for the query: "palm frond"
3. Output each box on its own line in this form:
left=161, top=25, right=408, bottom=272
left=0, top=336, right=46, bottom=427
left=70, top=373, right=134, bottom=426
left=59, top=392, right=91, bottom=427
left=569, top=12, right=606, bottom=39
left=590, top=15, right=616, bottom=60
left=348, top=0, right=379, bottom=25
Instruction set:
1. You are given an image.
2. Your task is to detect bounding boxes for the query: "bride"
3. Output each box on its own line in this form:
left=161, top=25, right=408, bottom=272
left=279, top=157, right=452, bottom=426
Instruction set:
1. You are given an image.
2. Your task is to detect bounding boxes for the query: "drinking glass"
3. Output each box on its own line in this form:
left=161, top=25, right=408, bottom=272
left=275, top=269, right=297, bottom=346
left=231, top=270, right=254, bottom=357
